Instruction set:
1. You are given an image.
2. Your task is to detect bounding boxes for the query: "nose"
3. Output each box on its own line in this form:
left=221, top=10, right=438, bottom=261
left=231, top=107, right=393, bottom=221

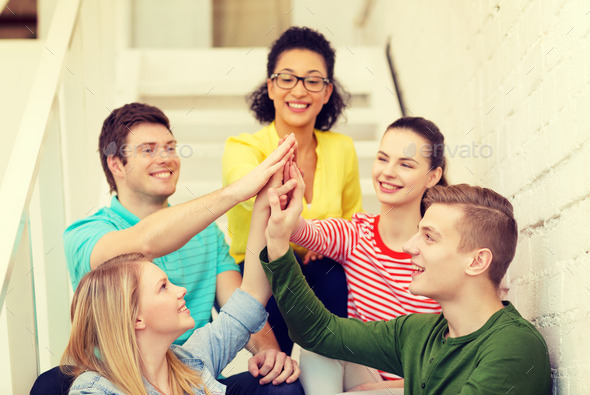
left=176, top=285, right=187, bottom=299
left=402, top=232, right=420, bottom=256
left=290, top=78, right=307, bottom=96
left=155, top=145, right=175, bottom=165
left=381, top=162, right=397, bottom=178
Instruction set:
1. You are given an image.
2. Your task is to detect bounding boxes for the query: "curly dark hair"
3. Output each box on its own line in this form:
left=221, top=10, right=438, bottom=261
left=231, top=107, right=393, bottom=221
left=249, top=26, right=349, bottom=131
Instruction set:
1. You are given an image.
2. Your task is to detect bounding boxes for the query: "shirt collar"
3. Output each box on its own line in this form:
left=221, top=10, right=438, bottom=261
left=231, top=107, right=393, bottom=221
left=110, top=196, right=141, bottom=226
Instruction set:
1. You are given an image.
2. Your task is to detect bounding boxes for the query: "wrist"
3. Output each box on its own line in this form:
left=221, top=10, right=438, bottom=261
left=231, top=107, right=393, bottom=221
left=267, top=240, right=290, bottom=262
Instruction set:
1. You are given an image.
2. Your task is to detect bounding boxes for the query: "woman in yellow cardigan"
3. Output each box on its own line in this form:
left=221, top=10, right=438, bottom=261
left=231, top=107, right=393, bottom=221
left=222, top=26, right=362, bottom=354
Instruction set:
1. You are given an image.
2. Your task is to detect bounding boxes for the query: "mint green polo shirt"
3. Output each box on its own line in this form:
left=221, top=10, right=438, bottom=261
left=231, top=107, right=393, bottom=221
left=64, top=196, right=239, bottom=344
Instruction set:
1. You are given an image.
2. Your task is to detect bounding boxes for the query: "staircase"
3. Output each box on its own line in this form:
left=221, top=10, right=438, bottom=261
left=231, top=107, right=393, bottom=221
left=115, top=47, right=402, bottom=220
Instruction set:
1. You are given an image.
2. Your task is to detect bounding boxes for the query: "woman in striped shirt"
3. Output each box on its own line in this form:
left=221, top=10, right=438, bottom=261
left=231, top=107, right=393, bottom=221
left=290, top=116, right=448, bottom=394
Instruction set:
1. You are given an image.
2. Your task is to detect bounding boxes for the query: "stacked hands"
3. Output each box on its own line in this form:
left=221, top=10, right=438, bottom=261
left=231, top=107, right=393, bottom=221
left=244, top=134, right=306, bottom=385
left=236, top=133, right=302, bottom=386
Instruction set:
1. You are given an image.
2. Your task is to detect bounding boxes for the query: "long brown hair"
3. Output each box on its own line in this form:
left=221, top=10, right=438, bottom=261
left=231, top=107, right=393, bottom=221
left=61, top=253, right=209, bottom=394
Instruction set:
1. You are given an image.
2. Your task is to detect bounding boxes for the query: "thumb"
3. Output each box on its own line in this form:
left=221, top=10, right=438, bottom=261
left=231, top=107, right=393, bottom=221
left=247, top=355, right=261, bottom=378
left=268, top=188, right=281, bottom=217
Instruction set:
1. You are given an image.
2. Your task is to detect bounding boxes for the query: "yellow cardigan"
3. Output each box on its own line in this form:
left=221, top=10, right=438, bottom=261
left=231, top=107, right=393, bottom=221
left=222, top=122, right=362, bottom=262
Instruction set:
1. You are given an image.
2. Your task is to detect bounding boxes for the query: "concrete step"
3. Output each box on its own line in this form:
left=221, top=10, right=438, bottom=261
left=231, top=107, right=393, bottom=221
left=176, top=139, right=380, bottom=183
left=165, top=107, right=383, bottom=143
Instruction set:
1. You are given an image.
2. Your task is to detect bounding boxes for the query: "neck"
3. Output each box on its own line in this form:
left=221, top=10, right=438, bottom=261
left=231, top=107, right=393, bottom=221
left=378, top=201, right=423, bottom=251
left=274, top=119, right=316, bottom=147
left=137, top=333, right=173, bottom=393
left=116, top=190, right=168, bottom=219
left=440, top=282, right=505, bottom=338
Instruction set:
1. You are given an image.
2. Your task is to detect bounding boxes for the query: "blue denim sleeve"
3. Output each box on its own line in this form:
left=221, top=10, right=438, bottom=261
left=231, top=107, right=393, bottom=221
left=178, top=288, right=268, bottom=377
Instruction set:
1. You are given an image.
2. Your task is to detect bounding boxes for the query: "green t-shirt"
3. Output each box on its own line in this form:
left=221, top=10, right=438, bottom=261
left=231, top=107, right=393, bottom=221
left=261, top=247, right=551, bottom=394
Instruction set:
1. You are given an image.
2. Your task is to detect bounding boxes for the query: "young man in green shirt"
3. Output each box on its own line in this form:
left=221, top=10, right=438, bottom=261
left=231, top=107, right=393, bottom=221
left=250, top=163, right=551, bottom=394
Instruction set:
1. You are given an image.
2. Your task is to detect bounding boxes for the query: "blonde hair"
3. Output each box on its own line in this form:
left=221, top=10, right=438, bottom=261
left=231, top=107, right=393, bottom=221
left=61, top=253, right=209, bottom=394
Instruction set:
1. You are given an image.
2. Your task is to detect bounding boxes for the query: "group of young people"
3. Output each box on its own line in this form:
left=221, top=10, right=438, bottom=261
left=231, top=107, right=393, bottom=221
left=31, top=26, right=551, bottom=394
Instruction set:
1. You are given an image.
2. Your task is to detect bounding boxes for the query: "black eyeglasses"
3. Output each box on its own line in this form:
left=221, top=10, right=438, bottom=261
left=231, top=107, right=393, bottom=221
left=270, top=73, right=331, bottom=92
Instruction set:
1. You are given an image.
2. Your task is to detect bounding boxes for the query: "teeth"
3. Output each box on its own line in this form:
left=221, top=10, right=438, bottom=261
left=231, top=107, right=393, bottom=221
left=152, top=172, right=171, bottom=179
left=179, top=306, right=187, bottom=312
left=412, top=264, right=424, bottom=272
left=381, top=182, right=400, bottom=191
left=289, top=103, right=307, bottom=109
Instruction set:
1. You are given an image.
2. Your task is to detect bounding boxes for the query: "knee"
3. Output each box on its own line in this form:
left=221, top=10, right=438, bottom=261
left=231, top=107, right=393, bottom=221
left=256, top=380, right=305, bottom=395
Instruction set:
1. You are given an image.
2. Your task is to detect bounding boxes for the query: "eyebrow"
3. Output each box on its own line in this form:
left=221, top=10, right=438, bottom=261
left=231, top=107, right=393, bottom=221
left=140, top=140, right=177, bottom=145
left=421, top=225, right=442, bottom=239
left=377, top=151, right=419, bottom=164
left=278, top=68, right=324, bottom=75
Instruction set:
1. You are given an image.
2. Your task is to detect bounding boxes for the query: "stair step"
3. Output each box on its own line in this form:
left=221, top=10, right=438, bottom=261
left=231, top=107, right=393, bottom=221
left=166, top=108, right=383, bottom=143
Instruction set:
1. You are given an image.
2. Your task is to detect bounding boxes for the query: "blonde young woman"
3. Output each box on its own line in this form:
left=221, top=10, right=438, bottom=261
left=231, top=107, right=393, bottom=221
left=60, top=160, right=299, bottom=395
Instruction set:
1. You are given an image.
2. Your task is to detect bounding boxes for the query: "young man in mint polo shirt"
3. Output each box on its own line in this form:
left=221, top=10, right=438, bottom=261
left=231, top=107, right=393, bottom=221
left=251, top=162, right=551, bottom=394
left=63, top=103, right=303, bottom=393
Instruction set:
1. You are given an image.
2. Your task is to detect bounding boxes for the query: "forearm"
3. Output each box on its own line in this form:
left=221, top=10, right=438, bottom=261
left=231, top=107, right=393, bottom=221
left=260, top=247, right=398, bottom=372
left=246, top=322, right=280, bottom=354
left=290, top=217, right=354, bottom=262
left=132, top=183, right=244, bottom=258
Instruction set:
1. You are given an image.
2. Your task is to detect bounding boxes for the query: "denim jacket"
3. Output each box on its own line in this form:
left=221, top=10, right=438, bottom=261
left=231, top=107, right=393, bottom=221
left=69, top=289, right=267, bottom=394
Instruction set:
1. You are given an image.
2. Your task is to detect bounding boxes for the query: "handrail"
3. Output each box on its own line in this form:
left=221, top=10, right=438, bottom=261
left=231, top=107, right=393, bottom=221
left=385, top=36, right=407, bottom=117
left=0, top=0, right=81, bottom=309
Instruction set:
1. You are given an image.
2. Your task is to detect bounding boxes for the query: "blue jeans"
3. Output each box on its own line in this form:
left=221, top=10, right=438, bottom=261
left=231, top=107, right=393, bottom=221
left=219, top=372, right=304, bottom=394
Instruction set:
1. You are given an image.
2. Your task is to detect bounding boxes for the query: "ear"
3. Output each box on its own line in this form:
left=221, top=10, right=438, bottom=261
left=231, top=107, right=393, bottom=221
left=267, top=78, right=275, bottom=101
left=465, top=248, right=493, bottom=278
left=107, top=155, right=126, bottom=179
left=135, top=317, right=146, bottom=330
left=322, top=82, right=333, bottom=104
left=426, top=166, right=443, bottom=188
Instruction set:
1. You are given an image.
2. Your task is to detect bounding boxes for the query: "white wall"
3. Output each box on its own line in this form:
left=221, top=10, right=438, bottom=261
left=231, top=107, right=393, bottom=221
left=364, top=0, right=590, bottom=392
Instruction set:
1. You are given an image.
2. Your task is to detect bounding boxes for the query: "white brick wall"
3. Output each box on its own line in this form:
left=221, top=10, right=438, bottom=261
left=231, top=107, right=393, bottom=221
left=365, top=0, right=590, bottom=392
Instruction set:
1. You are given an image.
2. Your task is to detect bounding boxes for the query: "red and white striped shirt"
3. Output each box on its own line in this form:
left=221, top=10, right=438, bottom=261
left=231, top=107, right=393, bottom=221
left=291, top=212, right=442, bottom=380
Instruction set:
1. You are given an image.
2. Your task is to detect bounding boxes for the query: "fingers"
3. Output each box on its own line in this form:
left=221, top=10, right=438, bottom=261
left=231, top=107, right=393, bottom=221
left=269, top=357, right=300, bottom=385
left=303, top=251, right=311, bottom=265
left=265, top=134, right=295, bottom=167
left=267, top=188, right=282, bottom=218
left=272, top=179, right=297, bottom=198
left=247, top=354, right=263, bottom=378
left=256, top=350, right=286, bottom=385
left=288, top=163, right=305, bottom=204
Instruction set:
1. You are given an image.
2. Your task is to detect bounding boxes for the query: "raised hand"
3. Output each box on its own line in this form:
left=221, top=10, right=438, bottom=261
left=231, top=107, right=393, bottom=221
left=266, top=163, right=305, bottom=261
left=233, top=134, right=296, bottom=203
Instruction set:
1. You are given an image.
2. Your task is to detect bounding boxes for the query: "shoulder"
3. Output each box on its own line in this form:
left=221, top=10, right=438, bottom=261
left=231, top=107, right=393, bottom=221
left=351, top=212, right=376, bottom=231
left=64, top=206, right=122, bottom=236
left=487, top=306, right=548, bottom=351
left=69, top=371, right=120, bottom=394
left=351, top=212, right=376, bottom=224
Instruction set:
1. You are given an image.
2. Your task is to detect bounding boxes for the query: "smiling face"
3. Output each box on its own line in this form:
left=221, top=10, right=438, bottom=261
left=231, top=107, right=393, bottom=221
left=110, top=122, right=180, bottom=205
left=136, top=262, right=194, bottom=339
left=267, top=49, right=333, bottom=132
left=402, top=204, right=476, bottom=302
left=372, top=128, right=441, bottom=210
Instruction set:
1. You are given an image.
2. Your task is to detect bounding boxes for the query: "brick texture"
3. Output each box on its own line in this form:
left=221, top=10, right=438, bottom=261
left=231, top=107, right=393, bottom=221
left=366, top=0, right=590, bottom=392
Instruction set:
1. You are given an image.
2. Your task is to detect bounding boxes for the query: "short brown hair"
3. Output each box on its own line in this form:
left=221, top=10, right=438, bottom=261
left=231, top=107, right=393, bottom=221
left=99, top=103, right=170, bottom=193
left=423, top=184, right=518, bottom=287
